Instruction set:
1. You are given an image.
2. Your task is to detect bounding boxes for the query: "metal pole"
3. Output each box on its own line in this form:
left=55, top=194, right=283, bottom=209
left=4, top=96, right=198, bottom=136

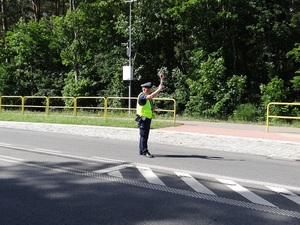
left=128, top=1, right=132, bottom=115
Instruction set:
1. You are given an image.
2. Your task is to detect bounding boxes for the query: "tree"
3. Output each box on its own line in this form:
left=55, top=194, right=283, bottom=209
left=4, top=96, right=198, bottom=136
left=186, top=49, right=246, bottom=118
left=53, top=0, right=127, bottom=97
left=1, top=0, right=300, bottom=120
left=1, top=18, right=65, bottom=96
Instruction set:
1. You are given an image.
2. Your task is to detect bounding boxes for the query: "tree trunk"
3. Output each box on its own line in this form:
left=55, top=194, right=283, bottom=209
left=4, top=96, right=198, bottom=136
left=32, top=0, right=41, bottom=20
left=1, top=0, right=8, bottom=62
left=69, top=0, right=78, bottom=82
left=1, top=0, right=7, bottom=40
left=70, top=0, right=75, bottom=11
left=54, top=0, right=63, bottom=16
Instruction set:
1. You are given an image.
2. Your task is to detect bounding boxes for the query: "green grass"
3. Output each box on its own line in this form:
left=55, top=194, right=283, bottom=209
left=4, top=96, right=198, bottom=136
left=2, top=110, right=300, bottom=129
left=0, top=111, right=178, bottom=129
left=175, top=114, right=300, bottom=128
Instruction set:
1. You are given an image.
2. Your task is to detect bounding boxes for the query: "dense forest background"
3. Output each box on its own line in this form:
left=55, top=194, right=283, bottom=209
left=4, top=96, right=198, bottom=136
left=1, top=0, right=300, bottom=120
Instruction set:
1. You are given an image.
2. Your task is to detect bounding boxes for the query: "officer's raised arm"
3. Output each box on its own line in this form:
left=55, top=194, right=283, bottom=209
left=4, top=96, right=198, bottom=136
left=146, top=84, right=164, bottom=100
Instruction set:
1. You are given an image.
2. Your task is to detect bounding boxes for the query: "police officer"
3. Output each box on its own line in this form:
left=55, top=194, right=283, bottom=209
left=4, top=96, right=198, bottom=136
left=136, top=82, right=164, bottom=158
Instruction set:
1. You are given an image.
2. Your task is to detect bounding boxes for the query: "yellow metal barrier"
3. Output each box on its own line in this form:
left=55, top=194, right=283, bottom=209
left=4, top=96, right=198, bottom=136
left=106, top=96, right=177, bottom=123
left=75, top=97, right=106, bottom=117
left=266, top=102, right=300, bottom=132
left=47, top=96, right=76, bottom=116
left=106, top=97, right=137, bottom=118
left=153, top=97, right=177, bottom=123
left=0, top=96, right=23, bottom=112
left=0, top=95, right=176, bottom=122
left=23, top=96, right=47, bottom=115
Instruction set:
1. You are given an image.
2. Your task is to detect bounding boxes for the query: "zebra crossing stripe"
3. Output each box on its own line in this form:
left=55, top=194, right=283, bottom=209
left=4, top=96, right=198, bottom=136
left=93, top=163, right=134, bottom=178
left=267, top=186, right=300, bottom=206
left=175, top=172, right=216, bottom=195
left=217, top=179, right=276, bottom=207
left=108, top=171, right=123, bottom=178
left=136, top=166, right=165, bottom=186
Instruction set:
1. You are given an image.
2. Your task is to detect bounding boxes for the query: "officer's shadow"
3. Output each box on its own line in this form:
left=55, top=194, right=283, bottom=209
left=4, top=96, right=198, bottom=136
left=153, top=154, right=224, bottom=160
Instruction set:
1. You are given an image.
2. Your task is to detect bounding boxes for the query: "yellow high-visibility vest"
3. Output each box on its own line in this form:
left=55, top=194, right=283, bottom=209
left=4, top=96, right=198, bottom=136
left=136, top=93, right=153, bottom=119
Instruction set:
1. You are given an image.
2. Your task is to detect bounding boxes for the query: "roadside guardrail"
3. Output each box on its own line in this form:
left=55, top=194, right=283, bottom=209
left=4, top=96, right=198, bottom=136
left=266, top=102, right=300, bottom=132
left=0, top=95, right=176, bottom=123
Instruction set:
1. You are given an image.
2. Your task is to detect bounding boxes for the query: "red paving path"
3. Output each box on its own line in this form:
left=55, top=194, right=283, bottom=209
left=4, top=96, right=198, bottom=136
left=159, top=121, right=300, bottom=143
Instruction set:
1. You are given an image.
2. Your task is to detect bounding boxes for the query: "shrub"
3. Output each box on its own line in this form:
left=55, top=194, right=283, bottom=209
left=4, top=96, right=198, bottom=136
left=232, top=103, right=259, bottom=122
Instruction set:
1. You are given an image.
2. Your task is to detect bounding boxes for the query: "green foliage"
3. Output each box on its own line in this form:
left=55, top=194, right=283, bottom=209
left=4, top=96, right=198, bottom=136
left=232, top=103, right=259, bottom=122
left=0, top=65, right=9, bottom=95
left=1, top=18, right=65, bottom=96
left=260, top=77, right=287, bottom=107
left=287, top=43, right=300, bottom=75
left=260, top=77, right=288, bottom=117
left=170, top=67, right=189, bottom=114
left=291, top=76, right=300, bottom=92
left=51, top=1, right=127, bottom=98
left=186, top=50, right=246, bottom=119
left=1, top=0, right=300, bottom=122
left=62, top=72, right=91, bottom=97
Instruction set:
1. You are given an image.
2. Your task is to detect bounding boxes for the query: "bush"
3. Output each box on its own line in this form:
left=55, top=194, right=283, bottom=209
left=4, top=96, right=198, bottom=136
left=232, top=103, right=259, bottom=122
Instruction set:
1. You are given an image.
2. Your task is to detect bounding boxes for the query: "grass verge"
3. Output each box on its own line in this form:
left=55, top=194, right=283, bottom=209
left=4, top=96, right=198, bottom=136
left=0, top=112, right=178, bottom=129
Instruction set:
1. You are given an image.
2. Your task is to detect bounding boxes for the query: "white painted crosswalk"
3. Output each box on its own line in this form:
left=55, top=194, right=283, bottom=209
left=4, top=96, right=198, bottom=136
left=267, top=186, right=300, bottom=206
left=108, top=170, right=123, bottom=178
left=216, top=178, right=276, bottom=207
left=0, top=143, right=299, bottom=217
left=175, top=172, right=216, bottom=195
left=94, top=163, right=134, bottom=179
left=136, top=166, right=166, bottom=186
left=93, top=165, right=300, bottom=209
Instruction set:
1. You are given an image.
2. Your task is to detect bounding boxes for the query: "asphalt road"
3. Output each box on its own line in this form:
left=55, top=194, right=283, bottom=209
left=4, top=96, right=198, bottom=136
left=0, top=127, right=300, bottom=225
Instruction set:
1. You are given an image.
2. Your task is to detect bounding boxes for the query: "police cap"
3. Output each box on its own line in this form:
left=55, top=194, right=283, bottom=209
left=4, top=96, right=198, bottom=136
left=141, top=82, right=152, bottom=88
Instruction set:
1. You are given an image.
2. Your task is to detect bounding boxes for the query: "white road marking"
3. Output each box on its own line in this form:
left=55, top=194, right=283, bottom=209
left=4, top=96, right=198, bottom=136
left=0, top=143, right=12, bottom=147
left=108, top=171, right=123, bottom=178
left=1, top=144, right=299, bottom=193
left=1, top=154, right=300, bottom=218
left=136, top=166, right=165, bottom=186
left=217, top=179, right=276, bottom=207
left=93, top=157, right=124, bottom=163
left=175, top=172, right=216, bottom=195
left=1, top=156, right=299, bottom=218
left=2, top=143, right=300, bottom=211
left=94, top=163, right=134, bottom=178
left=34, top=148, right=60, bottom=154
left=267, top=186, right=300, bottom=206
left=0, top=155, right=23, bottom=161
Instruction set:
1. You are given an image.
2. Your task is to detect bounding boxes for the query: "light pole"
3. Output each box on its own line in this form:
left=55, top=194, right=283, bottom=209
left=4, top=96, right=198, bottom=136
left=124, top=0, right=137, bottom=115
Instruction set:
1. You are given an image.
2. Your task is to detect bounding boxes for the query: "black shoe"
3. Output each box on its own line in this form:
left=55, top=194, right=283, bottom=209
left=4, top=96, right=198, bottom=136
left=139, top=150, right=148, bottom=155
left=144, top=152, right=154, bottom=158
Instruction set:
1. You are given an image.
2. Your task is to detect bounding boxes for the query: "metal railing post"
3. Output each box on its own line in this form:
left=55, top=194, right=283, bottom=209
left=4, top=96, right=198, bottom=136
left=266, top=103, right=271, bottom=132
left=74, top=97, right=77, bottom=117
left=173, top=99, right=177, bottom=123
left=46, top=97, right=50, bottom=115
left=21, top=96, right=25, bottom=115
left=104, top=98, right=108, bottom=118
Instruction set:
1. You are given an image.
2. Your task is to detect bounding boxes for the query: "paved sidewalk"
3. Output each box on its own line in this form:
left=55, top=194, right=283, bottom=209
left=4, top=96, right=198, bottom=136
left=160, top=121, right=300, bottom=143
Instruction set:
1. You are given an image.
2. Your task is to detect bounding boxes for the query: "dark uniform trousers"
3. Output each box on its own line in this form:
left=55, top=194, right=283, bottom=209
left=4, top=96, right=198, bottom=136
left=138, top=118, right=152, bottom=154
